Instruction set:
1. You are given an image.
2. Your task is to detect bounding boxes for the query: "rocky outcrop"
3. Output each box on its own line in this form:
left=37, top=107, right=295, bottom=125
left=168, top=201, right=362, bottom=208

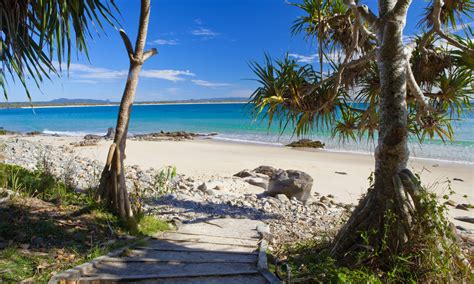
left=131, top=131, right=217, bottom=142
left=266, top=170, right=313, bottom=203
left=286, top=139, right=325, bottom=149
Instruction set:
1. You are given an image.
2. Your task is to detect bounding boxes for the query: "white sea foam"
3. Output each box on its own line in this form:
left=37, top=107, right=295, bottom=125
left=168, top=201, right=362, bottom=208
left=42, top=129, right=104, bottom=137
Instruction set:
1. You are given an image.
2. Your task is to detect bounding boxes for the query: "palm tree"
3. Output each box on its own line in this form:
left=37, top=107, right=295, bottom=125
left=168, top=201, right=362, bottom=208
left=96, top=0, right=156, bottom=227
left=1, top=0, right=118, bottom=99
left=250, top=0, right=473, bottom=266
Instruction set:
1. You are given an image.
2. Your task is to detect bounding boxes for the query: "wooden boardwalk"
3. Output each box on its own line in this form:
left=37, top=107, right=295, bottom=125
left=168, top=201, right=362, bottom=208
left=49, top=218, right=281, bottom=283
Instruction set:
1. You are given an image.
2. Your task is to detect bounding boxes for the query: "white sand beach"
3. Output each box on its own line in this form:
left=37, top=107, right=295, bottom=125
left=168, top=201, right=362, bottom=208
left=18, top=135, right=473, bottom=206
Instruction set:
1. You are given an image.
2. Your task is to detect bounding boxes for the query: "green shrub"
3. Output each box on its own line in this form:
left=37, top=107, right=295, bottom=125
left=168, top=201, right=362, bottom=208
left=274, top=179, right=472, bottom=283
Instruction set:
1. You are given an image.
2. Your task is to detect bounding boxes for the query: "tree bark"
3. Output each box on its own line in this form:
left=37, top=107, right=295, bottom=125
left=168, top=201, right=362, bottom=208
left=331, top=0, right=417, bottom=260
left=97, top=0, right=156, bottom=225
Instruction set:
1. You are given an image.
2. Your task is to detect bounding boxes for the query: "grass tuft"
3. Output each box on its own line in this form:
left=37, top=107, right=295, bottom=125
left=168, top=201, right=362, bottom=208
left=137, top=215, right=170, bottom=236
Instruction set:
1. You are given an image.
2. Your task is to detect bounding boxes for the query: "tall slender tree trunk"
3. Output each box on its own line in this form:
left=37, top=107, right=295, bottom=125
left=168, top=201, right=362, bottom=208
left=331, top=0, right=420, bottom=259
left=97, top=0, right=156, bottom=226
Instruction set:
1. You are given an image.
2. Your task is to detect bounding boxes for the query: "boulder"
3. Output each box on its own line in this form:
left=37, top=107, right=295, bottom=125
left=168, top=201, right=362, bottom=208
left=253, top=165, right=280, bottom=177
left=243, top=177, right=268, bottom=189
left=286, top=139, right=325, bottom=149
left=105, top=127, right=115, bottom=139
left=266, top=170, right=313, bottom=203
left=233, top=169, right=255, bottom=178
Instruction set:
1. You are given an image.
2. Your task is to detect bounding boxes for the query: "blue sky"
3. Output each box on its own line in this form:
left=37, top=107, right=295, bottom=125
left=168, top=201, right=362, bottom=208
left=3, top=0, right=469, bottom=102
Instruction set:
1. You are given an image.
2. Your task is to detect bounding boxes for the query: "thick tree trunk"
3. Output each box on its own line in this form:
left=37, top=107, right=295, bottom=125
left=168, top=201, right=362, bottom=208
left=331, top=0, right=417, bottom=260
left=97, top=0, right=155, bottom=225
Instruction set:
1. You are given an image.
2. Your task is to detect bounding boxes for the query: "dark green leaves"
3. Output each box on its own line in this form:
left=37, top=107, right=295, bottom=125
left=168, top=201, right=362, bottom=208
left=1, top=0, right=119, bottom=100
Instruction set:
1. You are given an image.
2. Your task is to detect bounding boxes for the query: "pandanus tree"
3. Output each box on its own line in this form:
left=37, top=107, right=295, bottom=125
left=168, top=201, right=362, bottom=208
left=1, top=0, right=118, bottom=99
left=97, top=0, right=156, bottom=226
left=251, top=0, right=473, bottom=264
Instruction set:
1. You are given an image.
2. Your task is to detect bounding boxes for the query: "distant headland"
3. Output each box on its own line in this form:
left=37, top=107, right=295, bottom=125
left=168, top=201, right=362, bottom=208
left=0, top=97, right=249, bottom=109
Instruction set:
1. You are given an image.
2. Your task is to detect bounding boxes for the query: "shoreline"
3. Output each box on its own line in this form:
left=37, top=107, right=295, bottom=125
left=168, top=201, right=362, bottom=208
left=12, top=131, right=474, bottom=166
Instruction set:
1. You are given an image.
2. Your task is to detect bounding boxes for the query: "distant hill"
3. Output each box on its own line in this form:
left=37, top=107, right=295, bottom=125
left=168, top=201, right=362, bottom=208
left=49, top=98, right=112, bottom=104
left=0, top=97, right=249, bottom=109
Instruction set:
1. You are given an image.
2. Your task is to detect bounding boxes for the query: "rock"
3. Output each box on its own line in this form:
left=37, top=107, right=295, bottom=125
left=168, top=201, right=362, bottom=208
left=105, top=127, right=115, bottom=139
left=243, top=177, right=268, bottom=189
left=253, top=165, right=280, bottom=177
left=334, top=171, right=347, bottom=175
left=319, top=196, right=330, bottom=203
left=453, top=178, right=464, bottom=182
left=327, top=194, right=334, bottom=198
left=276, top=194, right=290, bottom=203
left=233, top=170, right=255, bottom=178
left=286, top=139, right=325, bottom=149
left=71, top=139, right=98, bottom=147
left=455, top=216, right=474, bottom=224
left=257, top=224, right=271, bottom=235
left=445, top=200, right=457, bottom=207
left=84, top=134, right=101, bottom=140
left=198, top=180, right=224, bottom=191
left=456, top=204, right=469, bottom=211
left=266, top=170, right=313, bottom=203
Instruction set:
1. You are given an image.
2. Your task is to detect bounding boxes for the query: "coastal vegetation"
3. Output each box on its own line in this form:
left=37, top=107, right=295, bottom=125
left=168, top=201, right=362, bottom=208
left=0, top=163, right=169, bottom=282
left=251, top=0, right=473, bottom=281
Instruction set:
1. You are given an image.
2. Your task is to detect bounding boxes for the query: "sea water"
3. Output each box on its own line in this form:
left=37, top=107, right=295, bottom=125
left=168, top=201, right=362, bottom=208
left=0, top=103, right=473, bottom=163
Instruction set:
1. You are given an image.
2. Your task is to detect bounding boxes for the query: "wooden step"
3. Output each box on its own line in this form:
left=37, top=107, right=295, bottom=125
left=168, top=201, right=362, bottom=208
left=100, top=249, right=258, bottom=263
left=136, top=239, right=258, bottom=253
left=154, top=232, right=259, bottom=247
left=83, top=262, right=259, bottom=278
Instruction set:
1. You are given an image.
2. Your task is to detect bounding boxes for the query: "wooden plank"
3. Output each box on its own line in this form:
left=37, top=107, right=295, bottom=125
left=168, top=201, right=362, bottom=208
left=121, top=274, right=268, bottom=284
left=78, top=271, right=267, bottom=284
left=155, top=232, right=259, bottom=247
left=100, top=249, right=257, bottom=263
left=137, top=239, right=257, bottom=253
left=83, top=263, right=259, bottom=278
left=157, top=231, right=260, bottom=241
left=176, top=219, right=262, bottom=239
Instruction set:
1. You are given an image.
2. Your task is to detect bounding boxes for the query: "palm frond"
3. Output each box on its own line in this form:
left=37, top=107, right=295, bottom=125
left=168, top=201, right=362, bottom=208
left=1, top=0, right=119, bottom=100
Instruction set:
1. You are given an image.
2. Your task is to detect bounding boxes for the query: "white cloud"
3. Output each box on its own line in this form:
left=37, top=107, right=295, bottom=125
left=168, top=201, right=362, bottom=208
left=194, top=18, right=203, bottom=25
left=62, top=63, right=194, bottom=82
left=191, top=79, right=231, bottom=88
left=142, top=70, right=195, bottom=81
left=289, top=52, right=343, bottom=64
left=150, top=39, right=179, bottom=45
left=288, top=53, right=319, bottom=63
left=191, top=27, right=219, bottom=38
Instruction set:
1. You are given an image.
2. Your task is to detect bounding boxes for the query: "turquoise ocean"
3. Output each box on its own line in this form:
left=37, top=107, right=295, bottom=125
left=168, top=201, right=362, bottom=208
left=0, top=103, right=473, bottom=163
